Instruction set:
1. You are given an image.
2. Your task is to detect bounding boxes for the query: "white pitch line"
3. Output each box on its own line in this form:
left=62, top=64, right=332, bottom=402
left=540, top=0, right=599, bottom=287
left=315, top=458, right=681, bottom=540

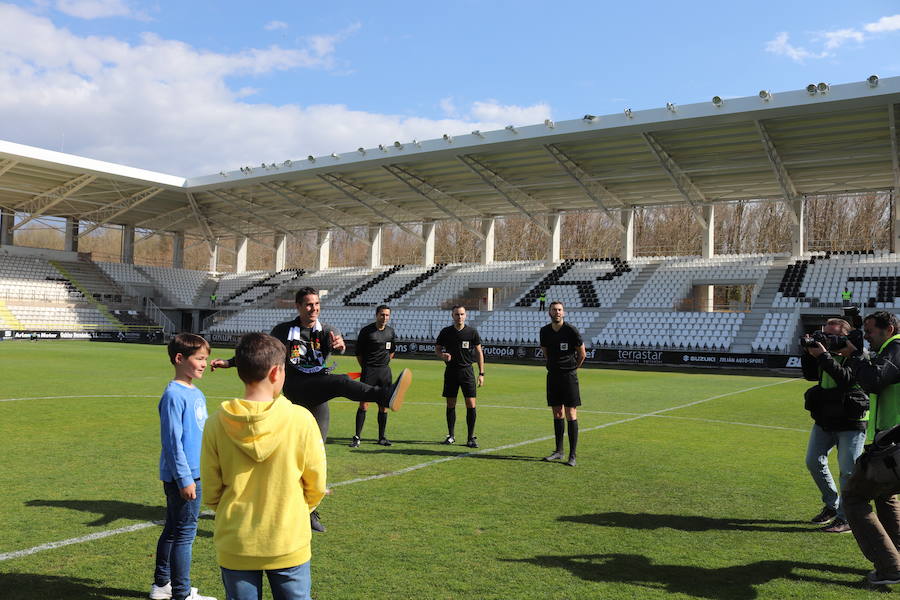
left=0, top=378, right=794, bottom=562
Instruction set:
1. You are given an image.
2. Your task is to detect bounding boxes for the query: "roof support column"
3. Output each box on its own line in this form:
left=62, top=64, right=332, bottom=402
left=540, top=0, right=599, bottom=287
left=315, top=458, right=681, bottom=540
left=208, top=242, right=219, bottom=273
left=121, top=225, right=135, bottom=264
left=892, top=195, right=900, bottom=254
left=547, top=212, right=562, bottom=265
left=275, top=234, right=287, bottom=272
left=890, top=104, right=900, bottom=252
left=235, top=236, right=248, bottom=273
left=316, top=229, right=331, bottom=271
left=64, top=217, right=79, bottom=252
left=701, top=205, right=715, bottom=259
left=368, top=226, right=383, bottom=269
left=0, top=209, right=14, bottom=246
left=621, top=209, right=634, bottom=261
left=173, top=232, right=185, bottom=269
left=481, top=218, right=495, bottom=265
left=791, top=198, right=806, bottom=256
left=423, top=221, right=436, bottom=266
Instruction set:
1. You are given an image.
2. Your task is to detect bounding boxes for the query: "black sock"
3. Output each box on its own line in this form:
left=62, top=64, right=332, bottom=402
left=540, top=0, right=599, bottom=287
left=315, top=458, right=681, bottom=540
left=377, top=411, right=388, bottom=439
left=466, top=407, right=477, bottom=439
left=567, top=419, right=579, bottom=457
left=354, top=408, right=366, bottom=437
left=553, top=418, right=565, bottom=453
left=446, top=406, right=456, bottom=437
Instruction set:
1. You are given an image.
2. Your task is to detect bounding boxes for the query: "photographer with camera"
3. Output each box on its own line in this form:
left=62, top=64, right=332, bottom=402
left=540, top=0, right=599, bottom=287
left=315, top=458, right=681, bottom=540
left=824, top=310, right=900, bottom=584
left=801, top=318, right=869, bottom=534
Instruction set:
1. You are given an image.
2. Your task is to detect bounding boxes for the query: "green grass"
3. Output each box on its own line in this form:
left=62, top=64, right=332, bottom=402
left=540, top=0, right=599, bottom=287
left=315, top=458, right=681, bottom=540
left=0, top=340, right=882, bottom=599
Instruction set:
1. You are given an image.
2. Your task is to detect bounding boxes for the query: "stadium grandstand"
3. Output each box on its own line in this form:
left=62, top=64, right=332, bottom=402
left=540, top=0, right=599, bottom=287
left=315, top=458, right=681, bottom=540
left=1, top=75, right=900, bottom=370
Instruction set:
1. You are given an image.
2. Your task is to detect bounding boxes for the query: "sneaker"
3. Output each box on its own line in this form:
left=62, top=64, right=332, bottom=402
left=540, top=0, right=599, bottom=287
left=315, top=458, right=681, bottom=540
left=150, top=582, right=171, bottom=600
left=377, top=437, right=392, bottom=446
left=349, top=435, right=360, bottom=448
left=310, top=510, right=326, bottom=533
left=565, top=455, right=577, bottom=467
left=386, top=368, right=412, bottom=411
left=810, top=505, right=837, bottom=524
left=868, top=570, right=900, bottom=585
left=822, top=517, right=851, bottom=533
left=183, top=590, right=216, bottom=600
left=543, top=451, right=564, bottom=462
left=466, top=437, right=478, bottom=448
left=442, top=435, right=455, bottom=445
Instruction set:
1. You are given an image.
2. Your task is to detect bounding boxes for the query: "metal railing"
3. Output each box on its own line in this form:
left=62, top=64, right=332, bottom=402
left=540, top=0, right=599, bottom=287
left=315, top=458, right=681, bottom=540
left=144, top=298, right=176, bottom=334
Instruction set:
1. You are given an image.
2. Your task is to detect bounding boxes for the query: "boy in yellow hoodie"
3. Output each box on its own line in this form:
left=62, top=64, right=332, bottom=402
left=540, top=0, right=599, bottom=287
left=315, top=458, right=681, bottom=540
left=201, top=333, right=326, bottom=600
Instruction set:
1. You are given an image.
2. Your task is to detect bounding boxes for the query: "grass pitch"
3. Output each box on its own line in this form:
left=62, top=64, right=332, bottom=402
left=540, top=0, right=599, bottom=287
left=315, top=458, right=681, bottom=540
left=0, top=340, right=883, bottom=599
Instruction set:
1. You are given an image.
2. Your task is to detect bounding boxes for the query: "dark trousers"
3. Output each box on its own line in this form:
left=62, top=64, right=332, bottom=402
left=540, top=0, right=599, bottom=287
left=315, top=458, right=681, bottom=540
left=843, top=464, right=900, bottom=573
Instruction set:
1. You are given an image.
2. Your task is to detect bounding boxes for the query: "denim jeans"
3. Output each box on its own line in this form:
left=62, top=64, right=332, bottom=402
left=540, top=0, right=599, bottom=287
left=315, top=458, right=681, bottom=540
left=805, top=424, right=865, bottom=520
left=154, top=479, right=201, bottom=600
left=220, top=562, right=311, bottom=600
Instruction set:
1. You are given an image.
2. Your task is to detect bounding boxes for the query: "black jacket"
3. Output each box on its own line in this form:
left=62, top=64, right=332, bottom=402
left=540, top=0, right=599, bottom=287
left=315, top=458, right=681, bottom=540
left=801, top=351, right=869, bottom=431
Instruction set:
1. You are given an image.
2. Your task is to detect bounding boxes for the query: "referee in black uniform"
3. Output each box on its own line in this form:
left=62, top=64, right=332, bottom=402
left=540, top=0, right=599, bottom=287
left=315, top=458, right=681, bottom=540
left=540, top=301, right=585, bottom=467
left=351, top=304, right=397, bottom=447
left=435, top=305, right=484, bottom=448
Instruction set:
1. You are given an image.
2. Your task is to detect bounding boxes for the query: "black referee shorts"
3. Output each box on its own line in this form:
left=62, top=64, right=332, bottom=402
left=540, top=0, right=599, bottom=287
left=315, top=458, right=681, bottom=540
left=443, top=366, right=477, bottom=399
left=361, top=365, right=392, bottom=389
left=546, top=370, right=581, bottom=407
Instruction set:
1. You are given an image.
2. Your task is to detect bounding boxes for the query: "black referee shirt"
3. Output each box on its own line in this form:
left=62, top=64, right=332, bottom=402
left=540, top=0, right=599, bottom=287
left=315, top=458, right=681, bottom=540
left=436, top=325, right=482, bottom=368
left=356, top=323, right=396, bottom=368
left=539, top=322, right=583, bottom=372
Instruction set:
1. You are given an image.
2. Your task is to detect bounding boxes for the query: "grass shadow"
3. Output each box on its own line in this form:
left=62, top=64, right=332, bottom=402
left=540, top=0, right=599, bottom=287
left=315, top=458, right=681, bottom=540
left=25, top=499, right=212, bottom=536
left=502, top=553, right=869, bottom=599
left=559, top=511, right=808, bottom=533
left=0, top=573, right=146, bottom=599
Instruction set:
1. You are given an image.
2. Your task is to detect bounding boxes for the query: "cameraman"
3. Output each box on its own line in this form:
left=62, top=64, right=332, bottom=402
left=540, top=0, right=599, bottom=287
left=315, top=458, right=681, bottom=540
left=833, top=311, right=900, bottom=585
left=802, top=318, right=869, bottom=533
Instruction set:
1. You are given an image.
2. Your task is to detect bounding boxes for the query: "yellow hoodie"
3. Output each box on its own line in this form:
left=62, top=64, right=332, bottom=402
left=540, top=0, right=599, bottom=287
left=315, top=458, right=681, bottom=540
left=201, top=395, right=326, bottom=570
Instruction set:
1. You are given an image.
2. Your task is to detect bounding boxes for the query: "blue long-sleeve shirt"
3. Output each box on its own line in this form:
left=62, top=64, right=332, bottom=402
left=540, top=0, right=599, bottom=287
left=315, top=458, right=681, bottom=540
left=158, top=380, right=208, bottom=488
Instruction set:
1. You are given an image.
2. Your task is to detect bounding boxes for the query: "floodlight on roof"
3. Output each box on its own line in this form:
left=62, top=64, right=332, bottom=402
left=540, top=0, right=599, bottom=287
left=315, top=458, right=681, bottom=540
left=711, top=96, right=723, bottom=107
left=331, top=153, right=340, bottom=159
left=544, top=119, right=555, bottom=129
left=505, top=125, right=518, bottom=134
left=261, top=162, right=267, bottom=169
left=666, top=102, right=677, bottom=112
left=806, top=84, right=817, bottom=95
left=269, top=163, right=277, bottom=169
left=472, top=130, right=483, bottom=137
left=817, top=82, right=829, bottom=93
left=624, top=108, right=633, bottom=118
left=412, top=139, right=421, bottom=147
left=443, top=133, right=453, bottom=143
left=868, top=74, right=879, bottom=88
left=394, top=141, right=403, bottom=150
left=357, top=147, right=366, bottom=155
left=583, top=114, right=597, bottom=122
left=307, top=155, right=315, bottom=163
left=219, top=171, right=227, bottom=177
left=378, top=144, right=387, bottom=152
left=283, top=159, right=292, bottom=167
left=759, top=90, right=772, bottom=101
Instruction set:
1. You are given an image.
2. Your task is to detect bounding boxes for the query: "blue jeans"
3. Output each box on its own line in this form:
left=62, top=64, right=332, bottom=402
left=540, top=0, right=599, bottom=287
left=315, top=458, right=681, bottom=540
left=220, top=562, right=311, bottom=600
left=154, top=479, right=201, bottom=600
left=805, top=424, right=865, bottom=521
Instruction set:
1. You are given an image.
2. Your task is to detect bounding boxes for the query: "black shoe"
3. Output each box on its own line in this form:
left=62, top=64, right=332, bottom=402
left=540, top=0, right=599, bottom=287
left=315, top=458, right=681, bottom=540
left=810, top=505, right=837, bottom=524
left=466, top=437, right=478, bottom=448
left=442, top=435, right=455, bottom=445
left=377, top=437, right=392, bottom=446
left=310, top=510, right=325, bottom=533
left=565, top=455, right=577, bottom=467
left=349, top=435, right=360, bottom=448
left=543, top=451, right=563, bottom=461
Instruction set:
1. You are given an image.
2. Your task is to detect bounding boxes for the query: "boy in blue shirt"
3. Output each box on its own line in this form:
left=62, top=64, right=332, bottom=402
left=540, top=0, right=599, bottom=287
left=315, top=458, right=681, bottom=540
left=151, top=333, right=217, bottom=600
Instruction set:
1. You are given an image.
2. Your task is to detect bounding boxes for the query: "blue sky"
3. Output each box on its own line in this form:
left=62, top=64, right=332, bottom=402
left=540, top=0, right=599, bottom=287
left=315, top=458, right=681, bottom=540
left=1, top=1, right=898, bottom=175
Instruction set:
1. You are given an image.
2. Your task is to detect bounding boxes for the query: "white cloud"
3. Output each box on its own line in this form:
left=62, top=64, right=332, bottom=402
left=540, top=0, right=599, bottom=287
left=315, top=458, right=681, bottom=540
left=865, top=14, right=900, bottom=33
left=0, top=4, right=553, bottom=176
left=764, top=32, right=826, bottom=63
left=55, top=0, right=131, bottom=19
left=264, top=20, right=288, bottom=31
left=822, top=27, right=864, bottom=50
left=439, top=97, right=458, bottom=117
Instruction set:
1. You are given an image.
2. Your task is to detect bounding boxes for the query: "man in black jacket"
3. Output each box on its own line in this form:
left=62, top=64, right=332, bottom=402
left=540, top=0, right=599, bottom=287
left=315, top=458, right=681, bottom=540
left=801, top=318, right=868, bottom=533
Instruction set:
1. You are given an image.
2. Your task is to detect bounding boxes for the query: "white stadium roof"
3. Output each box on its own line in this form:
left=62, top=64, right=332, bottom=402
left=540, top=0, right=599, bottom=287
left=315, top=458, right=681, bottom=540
left=0, top=75, right=898, bottom=242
